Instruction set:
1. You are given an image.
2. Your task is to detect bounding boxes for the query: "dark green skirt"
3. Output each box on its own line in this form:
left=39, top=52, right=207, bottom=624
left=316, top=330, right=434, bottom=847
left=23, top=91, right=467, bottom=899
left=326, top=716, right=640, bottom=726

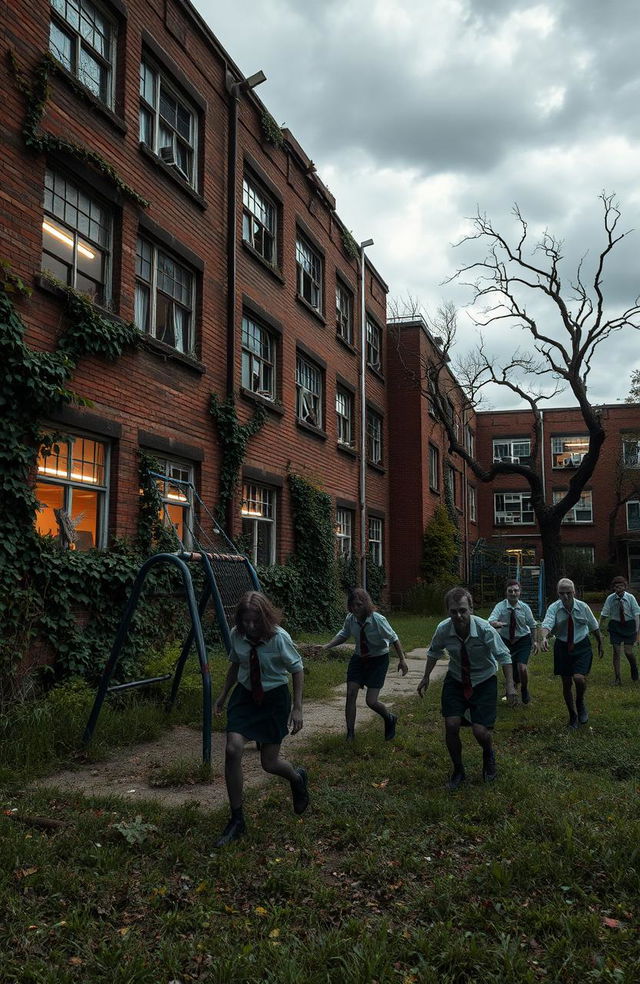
left=226, top=683, right=291, bottom=744
left=608, top=620, right=636, bottom=646
left=347, top=652, right=389, bottom=690
left=553, top=637, right=593, bottom=677
left=441, top=673, right=498, bottom=728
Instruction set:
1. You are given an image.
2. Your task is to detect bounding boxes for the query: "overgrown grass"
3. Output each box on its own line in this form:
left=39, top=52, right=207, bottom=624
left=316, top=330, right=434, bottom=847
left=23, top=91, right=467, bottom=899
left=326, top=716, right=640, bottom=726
left=2, top=637, right=639, bottom=981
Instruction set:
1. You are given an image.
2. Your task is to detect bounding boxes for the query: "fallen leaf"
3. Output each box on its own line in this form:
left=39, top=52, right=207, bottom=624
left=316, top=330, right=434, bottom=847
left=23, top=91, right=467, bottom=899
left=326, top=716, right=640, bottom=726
left=254, top=906, right=268, bottom=916
left=602, top=917, right=623, bottom=929
left=15, top=867, right=38, bottom=880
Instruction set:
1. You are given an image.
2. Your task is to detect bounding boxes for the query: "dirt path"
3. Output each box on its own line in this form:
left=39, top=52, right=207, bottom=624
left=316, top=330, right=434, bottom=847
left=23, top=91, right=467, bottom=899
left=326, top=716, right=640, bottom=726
left=35, top=652, right=448, bottom=812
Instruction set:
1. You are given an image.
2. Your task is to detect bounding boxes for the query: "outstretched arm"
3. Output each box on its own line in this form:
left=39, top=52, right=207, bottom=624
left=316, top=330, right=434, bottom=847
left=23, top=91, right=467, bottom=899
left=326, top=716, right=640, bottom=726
left=417, top=655, right=439, bottom=697
left=393, top=639, right=408, bottom=675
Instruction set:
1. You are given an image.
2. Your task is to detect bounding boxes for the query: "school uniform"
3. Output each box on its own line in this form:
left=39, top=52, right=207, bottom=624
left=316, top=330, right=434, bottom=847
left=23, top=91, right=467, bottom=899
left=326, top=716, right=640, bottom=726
left=542, top=599, right=598, bottom=677
left=427, top=616, right=512, bottom=727
left=333, top=611, right=399, bottom=690
left=600, top=591, right=640, bottom=646
left=488, top=598, right=537, bottom=665
left=226, top=626, right=303, bottom=744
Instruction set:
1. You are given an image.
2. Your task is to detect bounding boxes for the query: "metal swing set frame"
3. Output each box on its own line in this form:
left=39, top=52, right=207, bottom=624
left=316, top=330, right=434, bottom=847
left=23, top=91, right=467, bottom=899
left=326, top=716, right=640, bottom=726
left=82, top=472, right=261, bottom=763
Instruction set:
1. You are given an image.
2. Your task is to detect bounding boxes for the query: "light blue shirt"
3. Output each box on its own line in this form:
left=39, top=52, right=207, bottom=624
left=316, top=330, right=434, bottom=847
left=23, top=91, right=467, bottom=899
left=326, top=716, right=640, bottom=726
left=488, top=598, right=537, bottom=641
left=427, top=615, right=512, bottom=687
left=600, top=591, right=640, bottom=622
left=542, top=599, right=598, bottom=643
left=229, top=625, right=303, bottom=692
left=333, top=611, right=399, bottom=657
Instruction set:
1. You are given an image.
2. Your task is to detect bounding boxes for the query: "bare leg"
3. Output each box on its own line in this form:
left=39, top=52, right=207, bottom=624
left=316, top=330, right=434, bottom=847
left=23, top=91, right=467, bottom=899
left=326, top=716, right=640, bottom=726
left=345, top=680, right=360, bottom=736
left=624, top=645, right=639, bottom=681
left=562, top=676, right=577, bottom=723
left=260, top=742, right=299, bottom=783
left=471, top=722, right=493, bottom=756
left=613, top=643, right=623, bottom=683
left=574, top=672, right=587, bottom=708
left=444, top=716, right=464, bottom=772
left=224, top=732, right=246, bottom=810
left=365, top=686, right=389, bottom=719
left=519, top=663, right=529, bottom=698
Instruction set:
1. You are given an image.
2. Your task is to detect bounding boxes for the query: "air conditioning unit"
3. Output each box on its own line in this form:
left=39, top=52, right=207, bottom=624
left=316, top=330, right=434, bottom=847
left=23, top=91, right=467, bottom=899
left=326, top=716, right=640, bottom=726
left=494, top=456, right=520, bottom=464
left=160, top=145, right=177, bottom=166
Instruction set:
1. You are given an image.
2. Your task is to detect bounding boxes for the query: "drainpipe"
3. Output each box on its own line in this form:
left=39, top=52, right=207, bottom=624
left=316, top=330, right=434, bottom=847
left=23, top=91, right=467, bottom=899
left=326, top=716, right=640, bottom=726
left=358, top=239, right=374, bottom=589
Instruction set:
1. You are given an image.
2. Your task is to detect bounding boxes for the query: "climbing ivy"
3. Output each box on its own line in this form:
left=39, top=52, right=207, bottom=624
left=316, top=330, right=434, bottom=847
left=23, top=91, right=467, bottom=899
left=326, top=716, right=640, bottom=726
left=8, top=49, right=149, bottom=208
left=209, top=394, right=266, bottom=521
left=341, top=230, right=360, bottom=262
left=260, top=111, right=284, bottom=149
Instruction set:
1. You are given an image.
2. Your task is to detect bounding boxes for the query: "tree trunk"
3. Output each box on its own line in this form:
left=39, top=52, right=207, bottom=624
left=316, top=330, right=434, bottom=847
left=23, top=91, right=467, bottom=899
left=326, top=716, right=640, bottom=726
left=538, top=516, right=563, bottom=605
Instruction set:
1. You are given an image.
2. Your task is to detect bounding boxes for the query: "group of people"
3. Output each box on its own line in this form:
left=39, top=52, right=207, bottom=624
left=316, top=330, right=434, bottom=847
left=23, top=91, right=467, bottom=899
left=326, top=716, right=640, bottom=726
left=212, top=575, right=639, bottom=846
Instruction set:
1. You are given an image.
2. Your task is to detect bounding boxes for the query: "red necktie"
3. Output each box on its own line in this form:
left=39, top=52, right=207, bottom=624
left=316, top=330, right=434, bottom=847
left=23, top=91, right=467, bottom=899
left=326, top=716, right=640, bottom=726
left=509, top=608, right=516, bottom=645
left=620, top=599, right=626, bottom=625
left=566, top=614, right=574, bottom=653
left=249, top=644, right=264, bottom=704
left=460, top=641, right=473, bottom=699
left=359, top=624, right=370, bottom=660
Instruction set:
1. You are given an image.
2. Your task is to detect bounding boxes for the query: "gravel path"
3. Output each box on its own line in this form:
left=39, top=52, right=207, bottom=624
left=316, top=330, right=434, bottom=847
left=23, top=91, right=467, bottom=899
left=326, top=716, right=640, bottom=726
left=35, top=652, right=448, bottom=812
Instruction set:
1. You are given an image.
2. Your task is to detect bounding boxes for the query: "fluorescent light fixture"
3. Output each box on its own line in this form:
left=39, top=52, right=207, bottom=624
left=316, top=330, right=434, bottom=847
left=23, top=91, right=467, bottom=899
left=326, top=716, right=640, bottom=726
left=43, top=221, right=96, bottom=260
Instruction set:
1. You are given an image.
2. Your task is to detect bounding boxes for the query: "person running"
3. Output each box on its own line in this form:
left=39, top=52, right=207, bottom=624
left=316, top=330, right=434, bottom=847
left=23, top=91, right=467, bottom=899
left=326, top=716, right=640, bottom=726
left=599, top=576, right=640, bottom=684
left=540, top=577, right=604, bottom=728
left=417, top=586, right=516, bottom=790
left=489, top=579, right=538, bottom=704
left=322, top=588, right=408, bottom=741
left=213, top=591, right=309, bottom=847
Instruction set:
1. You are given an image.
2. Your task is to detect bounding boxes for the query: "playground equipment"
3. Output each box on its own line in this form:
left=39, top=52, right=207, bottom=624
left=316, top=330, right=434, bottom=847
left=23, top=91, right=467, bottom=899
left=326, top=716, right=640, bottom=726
left=82, top=473, right=260, bottom=763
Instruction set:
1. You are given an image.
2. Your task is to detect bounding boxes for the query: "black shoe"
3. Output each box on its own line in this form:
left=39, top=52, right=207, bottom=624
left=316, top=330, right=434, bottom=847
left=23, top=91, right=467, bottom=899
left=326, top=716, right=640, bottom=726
left=630, top=663, right=639, bottom=682
left=613, top=677, right=622, bottom=686
left=214, top=817, right=246, bottom=848
left=346, top=730, right=355, bottom=741
left=577, top=703, right=589, bottom=725
left=482, top=751, right=497, bottom=782
left=567, top=715, right=579, bottom=730
left=521, top=689, right=531, bottom=705
left=291, top=767, right=309, bottom=815
left=447, top=769, right=466, bottom=791
left=384, top=713, right=397, bottom=741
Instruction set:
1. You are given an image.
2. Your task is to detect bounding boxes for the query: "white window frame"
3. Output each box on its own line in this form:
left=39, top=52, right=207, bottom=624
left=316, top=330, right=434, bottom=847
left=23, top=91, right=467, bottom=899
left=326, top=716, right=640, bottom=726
left=429, top=444, right=440, bottom=491
left=446, top=463, right=457, bottom=505
left=36, top=432, right=109, bottom=549
left=366, top=317, right=382, bottom=372
left=135, top=235, right=195, bottom=355
left=42, top=168, right=112, bottom=304
left=151, top=456, right=194, bottom=547
left=49, top=0, right=115, bottom=105
left=368, top=517, right=383, bottom=566
left=296, top=234, right=322, bottom=311
left=335, top=508, right=353, bottom=558
left=468, top=485, right=477, bottom=522
left=242, top=314, right=276, bottom=400
left=367, top=410, right=383, bottom=466
left=493, top=438, right=531, bottom=464
left=551, top=435, right=589, bottom=469
left=465, top=425, right=475, bottom=457
left=296, top=354, right=323, bottom=428
left=242, top=175, right=276, bottom=264
left=627, top=500, right=640, bottom=531
left=241, top=482, right=276, bottom=566
left=336, top=387, right=353, bottom=447
left=336, top=282, right=353, bottom=344
left=139, top=57, right=198, bottom=188
left=622, top=438, right=640, bottom=468
left=494, top=492, right=534, bottom=525
left=553, top=490, right=593, bottom=524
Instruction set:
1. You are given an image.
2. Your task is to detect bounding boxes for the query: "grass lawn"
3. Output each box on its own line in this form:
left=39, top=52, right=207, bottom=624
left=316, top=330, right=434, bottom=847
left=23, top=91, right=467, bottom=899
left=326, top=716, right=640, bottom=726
left=1, top=634, right=640, bottom=982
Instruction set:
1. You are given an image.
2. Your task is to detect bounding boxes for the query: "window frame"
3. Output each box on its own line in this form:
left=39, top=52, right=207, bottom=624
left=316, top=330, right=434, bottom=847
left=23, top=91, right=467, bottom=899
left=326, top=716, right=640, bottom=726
left=35, top=432, right=110, bottom=550
left=335, top=280, right=354, bottom=344
left=242, top=174, right=277, bottom=265
left=366, top=316, right=382, bottom=373
left=626, top=500, right=640, bottom=531
left=296, top=233, right=323, bottom=312
left=336, top=386, right=354, bottom=448
left=368, top=516, right=383, bottom=566
left=553, top=490, right=593, bottom=524
left=366, top=409, right=383, bottom=466
left=296, top=353, right=323, bottom=429
left=429, top=443, right=440, bottom=492
left=49, top=0, right=116, bottom=106
left=493, top=438, right=531, bottom=464
left=551, top=435, right=589, bottom=469
left=241, top=482, right=276, bottom=566
left=335, top=507, right=353, bottom=558
left=151, top=455, right=195, bottom=547
left=135, top=234, right=196, bottom=356
left=241, top=313, right=276, bottom=401
left=622, top=438, right=640, bottom=468
left=139, top=56, right=199, bottom=189
left=468, top=485, right=477, bottom=522
left=494, top=492, right=535, bottom=525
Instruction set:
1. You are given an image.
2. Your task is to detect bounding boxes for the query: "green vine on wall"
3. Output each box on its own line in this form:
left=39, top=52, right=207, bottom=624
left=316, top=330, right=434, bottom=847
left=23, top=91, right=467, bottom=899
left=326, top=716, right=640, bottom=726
left=260, top=111, right=285, bottom=149
left=209, top=394, right=266, bottom=521
left=8, top=49, right=150, bottom=208
left=341, top=230, right=360, bottom=262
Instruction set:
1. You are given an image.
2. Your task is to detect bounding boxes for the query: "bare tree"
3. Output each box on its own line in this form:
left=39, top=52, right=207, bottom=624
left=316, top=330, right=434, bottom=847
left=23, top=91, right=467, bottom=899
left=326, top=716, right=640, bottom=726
left=392, top=195, right=640, bottom=599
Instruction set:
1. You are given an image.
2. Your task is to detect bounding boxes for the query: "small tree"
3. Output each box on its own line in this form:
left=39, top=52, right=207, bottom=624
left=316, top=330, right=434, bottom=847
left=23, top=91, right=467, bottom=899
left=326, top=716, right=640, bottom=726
left=421, top=504, right=460, bottom=581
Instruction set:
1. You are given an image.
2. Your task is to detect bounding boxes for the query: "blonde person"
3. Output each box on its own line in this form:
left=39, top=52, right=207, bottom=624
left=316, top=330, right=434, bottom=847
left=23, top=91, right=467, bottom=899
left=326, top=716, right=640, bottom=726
left=599, top=576, right=640, bottom=685
left=323, top=588, right=408, bottom=741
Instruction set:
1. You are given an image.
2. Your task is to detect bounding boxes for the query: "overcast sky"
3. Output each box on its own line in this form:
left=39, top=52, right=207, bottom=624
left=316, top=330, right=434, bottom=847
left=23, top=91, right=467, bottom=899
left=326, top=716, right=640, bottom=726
left=195, top=0, right=640, bottom=409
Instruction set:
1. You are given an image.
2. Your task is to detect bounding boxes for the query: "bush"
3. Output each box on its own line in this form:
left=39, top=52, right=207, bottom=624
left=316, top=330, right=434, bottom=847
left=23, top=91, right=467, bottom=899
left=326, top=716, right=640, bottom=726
left=399, top=579, right=451, bottom=616
left=421, top=505, right=459, bottom=581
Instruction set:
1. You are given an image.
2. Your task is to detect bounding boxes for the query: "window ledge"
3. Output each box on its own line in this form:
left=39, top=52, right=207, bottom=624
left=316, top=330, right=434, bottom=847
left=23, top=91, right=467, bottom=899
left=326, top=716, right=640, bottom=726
left=241, top=240, right=285, bottom=284
left=51, top=59, right=128, bottom=135
left=336, top=333, right=357, bottom=354
left=141, top=335, right=205, bottom=373
left=296, top=419, right=327, bottom=441
left=367, top=460, right=386, bottom=475
left=296, top=293, right=326, bottom=326
left=429, top=485, right=441, bottom=495
left=139, top=143, right=207, bottom=209
left=240, top=387, right=285, bottom=416
left=337, top=442, right=357, bottom=458
left=367, top=364, right=385, bottom=383
left=36, top=273, right=125, bottom=320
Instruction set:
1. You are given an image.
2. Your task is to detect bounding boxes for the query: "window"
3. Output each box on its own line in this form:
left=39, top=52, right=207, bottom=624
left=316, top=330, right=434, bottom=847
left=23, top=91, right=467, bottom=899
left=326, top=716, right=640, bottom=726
left=551, top=435, right=589, bottom=469
left=42, top=168, right=111, bottom=304
left=445, top=464, right=457, bottom=505
left=139, top=58, right=198, bottom=187
left=468, top=485, right=477, bottom=522
left=49, top=0, right=115, bottom=104
left=367, top=410, right=383, bottom=465
left=445, top=399, right=460, bottom=439
left=553, top=490, right=593, bottom=524
left=135, top=236, right=195, bottom=355
left=429, top=444, right=440, bottom=491
left=366, top=317, right=382, bottom=372
left=335, top=508, right=352, bottom=558
left=368, top=517, right=383, bottom=566
left=35, top=434, right=108, bottom=550
left=241, top=483, right=275, bottom=565
left=494, top=492, right=534, bottom=525
left=563, top=545, right=595, bottom=565
left=335, top=282, right=353, bottom=344
left=336, top=387, right=354, bottom=447
left=296, top=234, right=322, bottom=311
left=627, top=501, right=640, bottom=531
left=296, top=355, right=323, bottom=427
left=242, top=315, right=275, bottom=400
left=153, top=457, right=194, bottom=545
left=242, top=176, right=276, bottom=263
left=465, top=425, right=475, bottom=458
left=493, top=439, right=531, bottom=464
left=623, top=438, right=640, bottom=468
